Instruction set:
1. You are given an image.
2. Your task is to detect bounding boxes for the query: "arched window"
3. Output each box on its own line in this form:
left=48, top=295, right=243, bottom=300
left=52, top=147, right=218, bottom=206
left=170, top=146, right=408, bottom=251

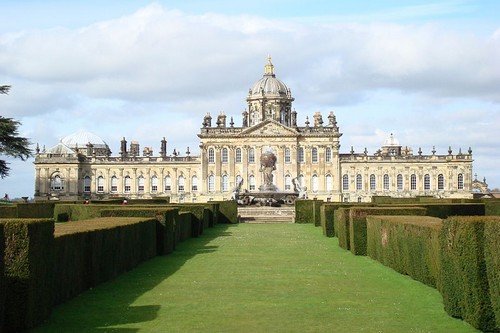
left=221, top=175, right=229, bottom=192
left=249, top=175, right=256, bottom=191
left=222, top=148, right=228, bottom=163
left=97, top=176, right=104, bottom=193
left=164, top=175, right=171, bottom=191
left=208, top=148, right=215, bottom=163
left=358, top=197, right=362, bottom=203
left=298, top=147, right=304, bottom=163
left=83, top=176, right=91, bottom=193
left=370, top=174, right=376, bottom=191
left=51, top=175, right=63, bottom=191
left=248, top=148, right=255, bottom=163
left=342, top=174, right=349, bottom=191
left=312, top=148, right=318, bottom=163
left=151, top=176, right=158, bottom=192
left=356, top=174, right=362, bottom=190
left=284, top=148, right=291, bottom=163
left=312, top=174, right=319, bottom=192
left=235, top=148, right=242, bottom=163
left=138, top=176, right=145, bottom=192
left=458, top=173, right=464, bottom=190
left=411, top=174, right=417, bottom=190
left=178, top=175, right=185, bottom=192
left=191, top=176, right=198, bottom=191
left=424, top=174, right=431, bottom=190
left=438, top=174, right=444, bottom=190
left=326, top=174, right=333, bottom=192
left=111, top=176, right=118, bottom=193
left=383, top=174, right=390, bottom=190
left=326, top=147, right=332, bottom=163
left=124, top=176, right=131, bottom=193
left=285, top=174, right=292, bottom=190
left=397, top=174, right=403, bottom=191
left=208, top=174, right=215, bottom=192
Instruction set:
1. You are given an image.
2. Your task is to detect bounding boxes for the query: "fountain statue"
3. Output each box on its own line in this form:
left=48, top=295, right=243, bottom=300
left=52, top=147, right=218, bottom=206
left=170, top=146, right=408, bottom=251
left=259, top=151, right=278, bottom=192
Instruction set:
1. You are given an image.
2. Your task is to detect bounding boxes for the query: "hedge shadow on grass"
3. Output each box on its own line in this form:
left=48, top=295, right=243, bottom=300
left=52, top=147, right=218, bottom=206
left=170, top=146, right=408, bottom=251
left=34, top=223, right=235, bottom=333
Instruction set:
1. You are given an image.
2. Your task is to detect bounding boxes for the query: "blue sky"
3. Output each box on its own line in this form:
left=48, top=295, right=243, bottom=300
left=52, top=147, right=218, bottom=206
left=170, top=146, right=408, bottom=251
left=1, top=0, right=499, bottom=197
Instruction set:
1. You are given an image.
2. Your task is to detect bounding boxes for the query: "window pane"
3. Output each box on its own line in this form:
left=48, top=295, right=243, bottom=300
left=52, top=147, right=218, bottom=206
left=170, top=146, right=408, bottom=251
left=236, top=148, right=242, bottom=163
left=356, top=174, right=362, bottom=190
left=342, top=174, right=349, bottom=191
left=370, top=174, right=376, bottom=190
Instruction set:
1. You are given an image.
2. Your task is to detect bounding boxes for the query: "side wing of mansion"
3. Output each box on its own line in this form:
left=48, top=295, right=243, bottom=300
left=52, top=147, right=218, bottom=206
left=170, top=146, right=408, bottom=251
left=34, top=58, right=474, bottom=202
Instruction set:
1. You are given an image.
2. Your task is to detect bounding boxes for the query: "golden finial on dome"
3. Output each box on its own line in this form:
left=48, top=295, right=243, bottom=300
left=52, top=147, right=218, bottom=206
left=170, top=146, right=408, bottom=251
left=264, top=55, right=274, bottom=75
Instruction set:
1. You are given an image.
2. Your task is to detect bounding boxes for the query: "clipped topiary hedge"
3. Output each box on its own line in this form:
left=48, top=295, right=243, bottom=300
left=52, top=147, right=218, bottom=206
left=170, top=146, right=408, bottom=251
left=214, top=200, right=238, bottom=224
left=334, top=208, right=350, bottom=250
left=439, top=216, right=497, bottom=331
left=348, top=207, right=427, bottom=256
left=422, top=203, right=485, bottom=218
left=177, top=212, right=192, bottom=242
left=484, top=218, right=500, bottom=329
left=0, top=206, right=17, bottom=218
left=204, top=202, right=219, bottom=227
left=16, top=202, right=55, bottom=218
left=320, top=204, right=336, bottom=237
left=366, top=215, right=442, bottom=288
left=0, top=218, right=54, bottom=332
left=295, top=199, right=322, bottom=224
left=53, top=217, right=157, bottom=306
left=484, top=200, right=500, bottom=216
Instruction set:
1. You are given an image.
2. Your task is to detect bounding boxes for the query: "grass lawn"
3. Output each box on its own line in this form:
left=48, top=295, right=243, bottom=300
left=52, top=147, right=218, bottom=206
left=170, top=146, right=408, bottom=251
left=33, top=223, right=478, bottom=332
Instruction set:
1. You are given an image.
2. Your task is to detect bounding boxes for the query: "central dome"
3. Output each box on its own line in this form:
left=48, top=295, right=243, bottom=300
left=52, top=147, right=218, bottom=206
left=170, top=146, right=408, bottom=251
left=61, top=130, right=108, bottom=149
left=249, top=56, right=290, bottom=97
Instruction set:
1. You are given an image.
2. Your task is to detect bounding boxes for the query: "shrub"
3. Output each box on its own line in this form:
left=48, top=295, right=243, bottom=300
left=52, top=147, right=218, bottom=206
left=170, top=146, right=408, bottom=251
left=177, top=212, right=192, bottom=242
left=214, top=200, right=238, bottom=224
left=0, top=218, right=54, bottom=332
left=334, top=208, right=350, bottom=250
left=204, top=202, right=219, bottom=227
left=484, top=200, right=500, bottom=216
left=349, top=207, right=427, bottom=256
left=320, top=204, right=336, bottom=237
left=177, top=204, right=206, bottom=232
left=0, top=223, right=4, bottom=332
left=424, top=203, right=485, bottom=218
left=0, top=206, right=17, bottom=218
left=16, top=203, right=55, bottom=218
left=439, top=216, right=497, bottom=331
left=295, top=199, right=322, bottom=224
left=99, top=207, right=179, bottom=255
left=366, top=215, right=442, bottom=288
left=53, top=217, right=157, bottom=305
left=484, top=218, right=500, bottom=329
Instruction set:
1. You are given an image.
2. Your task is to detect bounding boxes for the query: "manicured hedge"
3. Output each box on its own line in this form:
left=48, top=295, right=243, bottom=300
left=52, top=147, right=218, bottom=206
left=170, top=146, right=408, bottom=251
left=366, top=215, right=442, bottom=288
left=334, top=208, right=350, bottom=250
left=0, top=206, right=17, bottom=218
left=320, top=204, right=336, bottom=237
left=90, top=198, right=170, bottom=205
left=0, top=218, right=54, bottom=332
left=439, top=216, right=497, bottom=331
left=53, top=204, right=168, bottom=222
left=204, top=202, right=219, bottom=227
left=53, top=217, right=157, bottom=306
left=177, top=212, right=192, bottom=242
left=0, top=223, right=4, bottom=333
left=348, top=207, right=427, bottom=256
left=177, top=204, right=207, bottom=232
left=484, top=219, right=500, bottom=329
left=484, top=200, right=500, bottom=216
left=16, top=202, right=55, bottom=218
left=99, top=207, right=179, bottom=255
left=295, top=199, right=322, bottom=224
left=424, top=203, right=485, bottom=218
left=214, top=200, right=238, bottom=224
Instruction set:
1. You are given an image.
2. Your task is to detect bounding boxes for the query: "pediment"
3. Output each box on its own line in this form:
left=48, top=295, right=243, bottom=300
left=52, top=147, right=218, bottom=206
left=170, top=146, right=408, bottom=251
left=240, top=119, right=299, bottom=137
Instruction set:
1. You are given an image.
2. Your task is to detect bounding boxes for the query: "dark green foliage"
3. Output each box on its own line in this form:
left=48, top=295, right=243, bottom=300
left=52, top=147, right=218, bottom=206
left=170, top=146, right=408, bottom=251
left=177, top=205, right=206, bottom=232
left=424, top=203, right=485, bottom=218
left=0, top=223, right=4, bottom=333
left=0, top=206, right=17, bottom=218
left=53, top=217, right=157, bottom=306
left=334, top=208, right=350, bottom=250
left=366, top=216, right=442, bottom=288
left=204, top=203, right=219, bottom=226
left=349, top=207, right=427, bottom=256
left=320, top=204, right=336, bottom=237
left=16, top=202, right=55, bottom=218
left=484, top=219, right=500, bottom=329
left=53, top=204, right=110, bottom=222
left=0, top=113, right=32, bottom=178
left=484, top=200, right=500, bottom=216
left=98, top=207, right=179, bottom=255
left=371, top=196, right=420, bottom=204
left=177, top=212, right=192, bottom=241
left=1, top=218, right=54, bottom=332
left=90, top=198, right=170, bottom=205
left=295, top=199, right=322, bottom=224
left=214, top=200, right=238, bottom=224
left=439, top=216, right=496, bottom=331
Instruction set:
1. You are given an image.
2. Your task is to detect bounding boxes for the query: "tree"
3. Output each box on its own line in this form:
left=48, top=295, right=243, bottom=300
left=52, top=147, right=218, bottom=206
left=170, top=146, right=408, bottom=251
left=0, top=86, right=32, bottom=178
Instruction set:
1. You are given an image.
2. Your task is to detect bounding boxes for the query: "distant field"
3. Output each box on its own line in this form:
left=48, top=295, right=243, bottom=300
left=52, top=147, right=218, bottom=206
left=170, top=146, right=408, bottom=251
left=34, top=224, right=477, bottom=332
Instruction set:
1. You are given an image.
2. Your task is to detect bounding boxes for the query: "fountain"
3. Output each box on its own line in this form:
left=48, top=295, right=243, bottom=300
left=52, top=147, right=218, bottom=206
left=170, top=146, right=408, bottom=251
left=236, top=151, right=299, bottom=206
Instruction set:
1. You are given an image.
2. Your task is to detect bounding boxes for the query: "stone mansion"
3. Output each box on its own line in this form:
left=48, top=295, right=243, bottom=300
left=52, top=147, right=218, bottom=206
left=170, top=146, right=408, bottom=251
left=34, top=58, right=474, bottom=202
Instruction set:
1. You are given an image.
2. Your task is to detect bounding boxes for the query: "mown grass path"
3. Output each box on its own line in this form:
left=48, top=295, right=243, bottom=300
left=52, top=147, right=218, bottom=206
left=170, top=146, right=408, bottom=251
left=34, top=224, right=477, bottom=332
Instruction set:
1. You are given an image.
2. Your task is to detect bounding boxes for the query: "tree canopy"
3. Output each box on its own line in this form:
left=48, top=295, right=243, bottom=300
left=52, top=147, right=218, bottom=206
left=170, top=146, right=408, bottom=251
left=0, top=85, right=32, bottom=178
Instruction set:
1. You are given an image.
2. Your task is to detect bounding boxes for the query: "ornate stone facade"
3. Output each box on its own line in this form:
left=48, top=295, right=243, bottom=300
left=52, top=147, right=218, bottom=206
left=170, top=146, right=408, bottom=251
left=34, top=58, right=473, bottom=202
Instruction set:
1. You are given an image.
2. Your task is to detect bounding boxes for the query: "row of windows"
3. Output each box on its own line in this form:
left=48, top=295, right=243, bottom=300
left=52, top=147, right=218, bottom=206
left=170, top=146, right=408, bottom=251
left=207, top=147, right=334, bottom=164
left=342, top=173, right=465, bottom=191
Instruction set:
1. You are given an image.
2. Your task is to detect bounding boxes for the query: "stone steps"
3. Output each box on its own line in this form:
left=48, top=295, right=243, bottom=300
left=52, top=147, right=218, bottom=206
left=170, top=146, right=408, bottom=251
left=238, top=206, right=295, bottom=224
